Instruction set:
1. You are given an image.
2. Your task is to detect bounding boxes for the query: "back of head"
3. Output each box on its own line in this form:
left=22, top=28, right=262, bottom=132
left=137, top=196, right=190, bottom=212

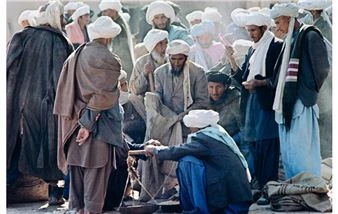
left=36, top=0, right=64, bottom=31
left=183, top=109, right=219, bottom=128
left=87, top=16, right=121, bottom=41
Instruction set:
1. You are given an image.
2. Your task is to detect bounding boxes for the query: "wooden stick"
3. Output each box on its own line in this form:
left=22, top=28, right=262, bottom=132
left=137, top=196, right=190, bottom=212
left=128, top=150, right=147, bottom=156
left=148, top=73, right=155, bottom=92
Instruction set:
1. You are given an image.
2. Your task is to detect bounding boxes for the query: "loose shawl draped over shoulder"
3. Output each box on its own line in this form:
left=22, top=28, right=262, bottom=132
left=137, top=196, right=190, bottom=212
left=54, top=41, right=121, bottom=173
left=6, top=25, right=73, bottom=180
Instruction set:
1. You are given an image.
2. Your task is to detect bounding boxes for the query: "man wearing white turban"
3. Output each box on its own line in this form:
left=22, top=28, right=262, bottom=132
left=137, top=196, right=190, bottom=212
left=138, top=39, right=208, bottom=201
left=99, top=0, right=135, bottom=79
left=146, top=0, right=194, bottom=45
left=185, top=10, right=203, bottom=28
left=17, top=9, right=38, bottom=28
left=144, top=109, right=252, bottom=213
left=189, top=21, right=225, bottom=70
left=202, top=7, right=226, bottom=39
left=130, top=29, right=169, bottom=97
left=7, top=0, right=74, bottom=206
left=65, top=4, right=90, bottom=49
left=271, top=3, right=330, bottom=181
left=225, top=8, right=283, bottom=205
left=54, top=16, right=122, bottom=213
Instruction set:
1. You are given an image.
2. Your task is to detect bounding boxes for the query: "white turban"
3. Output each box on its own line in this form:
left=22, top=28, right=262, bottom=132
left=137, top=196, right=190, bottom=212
left=64, top=2, right=78, bottom=11
left=36, top=1, right=63, bottom=32
left=71, top=5, right=90, bottom=21
left=190, top=21, right=215, bottom=37
left=99, top=0, right=122, bottom=12
left=183, top=110, right=219, bottom=128
left=122, top=12, right=130, bottom=23
left=87, top=16, right=121, bottom=40
left=18, top=10, right=38, bottom=27
left=232, top=39, right=253, bottom=60
left=298, top=0, right=331, bottom=10
left=243, top=10, right=273, bottom=27
left=146, top=1, right=175, bottom=25
left=118, top=70, right=127, bottom=81
left=186, top=10, right=203, bottom=22
left=166, top=39, right=190, bottom=56
left=231, top=8, right=249, bottom=27
left=202, top=7, right=222, bottom=23
left=270, top=3, right=299, bottom=19
left=143, top=29, right=169, bottom=52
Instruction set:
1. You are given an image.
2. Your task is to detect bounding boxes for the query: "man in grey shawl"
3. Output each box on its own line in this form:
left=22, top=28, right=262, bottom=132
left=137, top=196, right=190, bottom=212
left=54, top=16, right=122, bottom=213
left=137, top=39, right=208, bottom=201
left=7, top=0, right=73, bottom=205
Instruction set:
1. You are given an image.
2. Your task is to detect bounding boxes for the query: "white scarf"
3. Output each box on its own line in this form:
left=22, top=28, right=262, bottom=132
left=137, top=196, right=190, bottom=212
left=273, top=17, right=295, bottom=113
left=247, top=30, right=274, bottom=81
left=169, top=61, right=193, bottom=111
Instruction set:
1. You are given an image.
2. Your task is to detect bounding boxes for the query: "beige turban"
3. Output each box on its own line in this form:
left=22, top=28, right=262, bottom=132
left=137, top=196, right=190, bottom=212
left=166, top=39, right=190, bottom=56
left=18, top=10, right=38, bottom=27
left=99, top=0, right=122, bottom=12
left=146, top=0, right=175, bottom=25
left=87, top=16, right=121, bottom=40
left=298, top=0, right=331, bottom=10
left=186, top=10, right=203, bottom=22
left=143, top=29, right=169, bottom=52
left=71, top=5, right=90, bottom=21
left=183, top=110, right=219, bottom=128
left=270, top=3, right=299, bottom=19
left=202, top=7, right=222, bottom=23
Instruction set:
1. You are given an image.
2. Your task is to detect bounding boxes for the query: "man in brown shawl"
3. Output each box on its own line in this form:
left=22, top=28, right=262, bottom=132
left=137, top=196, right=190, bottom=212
left=54, top=16, right=122, bottom=214
left=7, top=1, right=73, bottom=205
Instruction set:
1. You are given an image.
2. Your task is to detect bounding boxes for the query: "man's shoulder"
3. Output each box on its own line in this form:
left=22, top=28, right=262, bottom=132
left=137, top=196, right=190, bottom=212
left=135, top=53, right=151, bottom=65
left=154, top=63, right=170, bottom=75
left=188, top=61, right=206, bottom=73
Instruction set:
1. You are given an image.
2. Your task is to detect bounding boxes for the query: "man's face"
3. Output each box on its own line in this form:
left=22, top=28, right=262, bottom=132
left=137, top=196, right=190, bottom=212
left=169, top=54, right=187, bottom=76
left=153, top=14, right=170, bottom=30
left=196, top=33, right=213, bottom=48
left=78, top=14, right=90, bottom=26
left=246, top=25, right=265, bottom=43
left=208, top=81, right=225, bottom=101
left=153, top=39, right=168, bottom=56
left=102, top=9, right=118, bottom=20
left=274, top=16, right=290, bottom=38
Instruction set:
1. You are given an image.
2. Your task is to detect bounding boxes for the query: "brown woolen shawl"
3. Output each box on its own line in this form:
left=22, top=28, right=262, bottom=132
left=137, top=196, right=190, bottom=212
left=54, top=41, right=121, bottom=173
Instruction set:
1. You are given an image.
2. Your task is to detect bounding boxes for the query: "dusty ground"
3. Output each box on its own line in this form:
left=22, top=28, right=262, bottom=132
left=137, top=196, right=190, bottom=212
left=6, top=200, right=329, bottom=214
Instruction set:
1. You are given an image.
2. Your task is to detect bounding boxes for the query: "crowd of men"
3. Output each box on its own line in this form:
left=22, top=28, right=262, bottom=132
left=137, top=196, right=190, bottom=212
left=7, top=0, right=331, bottom=213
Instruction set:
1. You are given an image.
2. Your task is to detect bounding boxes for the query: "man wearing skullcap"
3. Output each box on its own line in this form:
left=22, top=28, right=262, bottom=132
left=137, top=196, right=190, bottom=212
left=99, top=0, right=135, bottom=78
left=185, top=10, right=203, bottom=28
left=54, top=16, right=122, bottom=213
left=7, top=0, right=73, bottom=206
left=17, top=9, right=38, bottom=28
left=146, top=0, right=193, bottom=45
left=65, top=4, right=90, bottom=49
left=206, top=71, right=248, bottom=157
left=189, top=21, right=225, bottom=70
left=145, top=109, right=252, bottom=213
left=225, top=8, right=283, bottom=205
left=129, top=29, right=169, bottom=96
left=271, top=3, right=329, bottom=180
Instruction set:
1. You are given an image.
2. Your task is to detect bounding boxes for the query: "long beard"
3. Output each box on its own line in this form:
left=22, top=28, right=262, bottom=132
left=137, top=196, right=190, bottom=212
left=151, top=51, right=167, bottom=65
left=171, top=67, right=183, bottom=76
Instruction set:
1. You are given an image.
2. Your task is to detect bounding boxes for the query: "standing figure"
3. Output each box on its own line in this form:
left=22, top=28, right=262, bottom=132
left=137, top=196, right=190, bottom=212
left=271, top=3, right=329, bottom=179
left=7, top=0, right=73, bottom=205
left=54, top=16, right=122, bottom=213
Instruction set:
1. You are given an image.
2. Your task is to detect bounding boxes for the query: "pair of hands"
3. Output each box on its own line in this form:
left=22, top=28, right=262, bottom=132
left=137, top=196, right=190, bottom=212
left=144, top=139, right=163, bottom=157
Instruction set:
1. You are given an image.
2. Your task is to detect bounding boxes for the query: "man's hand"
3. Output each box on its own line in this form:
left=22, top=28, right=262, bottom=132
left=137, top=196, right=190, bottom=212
left=76, top=127, right=90, bottom=146
left=144, top=145, right=157, bottom=157
left=145, top=139, right=162, bottom=146
left=242, top=79, right=266, bottom=90
left=144, top=61, right=155, bottom=76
